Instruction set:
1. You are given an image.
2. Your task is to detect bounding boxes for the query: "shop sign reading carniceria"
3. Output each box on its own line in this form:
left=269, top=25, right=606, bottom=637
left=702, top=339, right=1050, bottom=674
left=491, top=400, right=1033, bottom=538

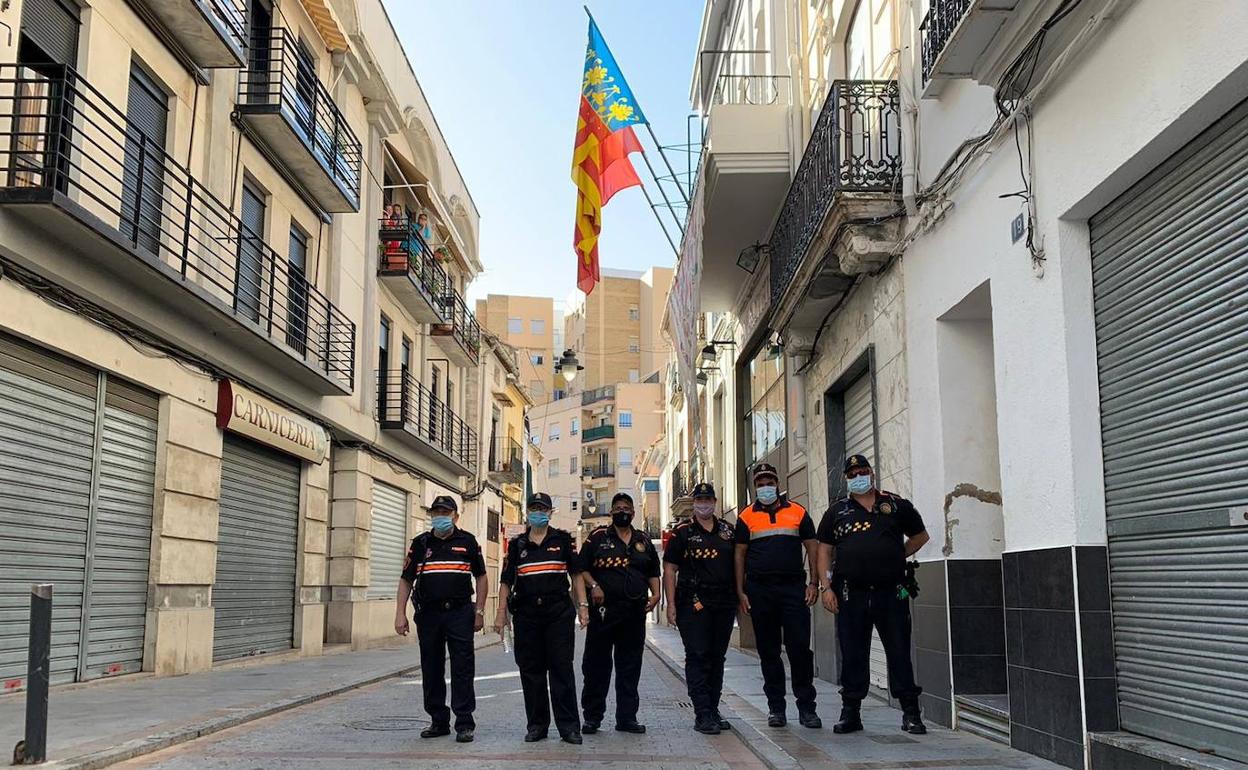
left=216, top=380, right=329, bottom=464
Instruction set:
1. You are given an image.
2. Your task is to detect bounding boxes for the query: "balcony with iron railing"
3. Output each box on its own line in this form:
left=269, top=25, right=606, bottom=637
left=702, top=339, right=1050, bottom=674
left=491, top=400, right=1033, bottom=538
left=0, top=64, right=356, bottom=393
left=768, top=80, right=901, bottom=308
left=237, top=28, right=362, bottom=212
left=431, top=289, right=481, bottom=367
left=581, top=424, right=615, bottom=444
left=582, top=460, right=615, bottom=480
left=488, top=436, right=524, bottom=485
left=377, top=216, right=452, bottom=325
left=919, top=0, right=1023, bottom=95
left=671, top=461, right=691, bottom=501
left=581, top=385, right=615, bottom=406
left=138, top=0, right=248, bottom=68
left=376, top=369, right=477, bottom=474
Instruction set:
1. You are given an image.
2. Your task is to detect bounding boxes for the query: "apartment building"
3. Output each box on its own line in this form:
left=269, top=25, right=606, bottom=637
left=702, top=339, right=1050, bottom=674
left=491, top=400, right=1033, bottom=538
left=668, top=1, right=1248, bottom=768
left=0, top=0, right=489, bottom=684
left=475, top=293, right=557, bottom=402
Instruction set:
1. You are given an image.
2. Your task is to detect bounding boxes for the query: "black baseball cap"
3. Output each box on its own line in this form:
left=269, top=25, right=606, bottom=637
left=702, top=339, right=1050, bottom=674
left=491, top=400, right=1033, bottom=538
left=429, top=495, right=458, bottom=512
left=691, top=482, right=716, bottom=499
left=527, top=492, right=553, bottom=509
left=843, top=455, right=872, bottom=474
left=611, top=492, right=634, bottom=507
left=752, top=462, right=779, bottom=483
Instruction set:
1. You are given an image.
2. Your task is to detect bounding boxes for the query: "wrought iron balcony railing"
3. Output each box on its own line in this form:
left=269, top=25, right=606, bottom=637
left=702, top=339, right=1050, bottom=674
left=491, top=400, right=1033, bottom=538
left=582, top=386, right=615, bottom=406
left=920, top=0, right=973, bottom=84
left=671, top=461, right=690, bottom=501
left=377, top=369, right=477, bottom=473
left=378, top=215, right=451, bottom=321
left=581, top=424, right=615, bottom=443
left=0, top=64, right=356, bottom=389
left=431, top=289, right=481, bottom=366
left=488, top=436, right=524, bottom=483
left=711, top=74, right=791, bottom=107
left=768, top=80, right=901, bottom=306
left=238, top=27, right=362, bottom=210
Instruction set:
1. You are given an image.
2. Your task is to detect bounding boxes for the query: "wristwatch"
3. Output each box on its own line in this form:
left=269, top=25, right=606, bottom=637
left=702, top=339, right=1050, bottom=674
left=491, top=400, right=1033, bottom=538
left=577, top=601, right=590, bottom=608
left=589, top=583, right=600, bottom=591
left=475, top=609, right=484, bottom=616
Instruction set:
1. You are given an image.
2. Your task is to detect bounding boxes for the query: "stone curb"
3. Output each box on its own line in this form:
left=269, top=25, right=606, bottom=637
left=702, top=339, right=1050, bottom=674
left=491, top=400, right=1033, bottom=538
left=645, top=636, right=800, bottom=770
left=42, top=637, right=501, bottom=770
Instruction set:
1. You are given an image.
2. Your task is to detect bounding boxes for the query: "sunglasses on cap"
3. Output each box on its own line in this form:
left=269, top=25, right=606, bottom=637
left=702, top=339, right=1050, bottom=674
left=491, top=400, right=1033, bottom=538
left=845, top=468, right=872, bottom=478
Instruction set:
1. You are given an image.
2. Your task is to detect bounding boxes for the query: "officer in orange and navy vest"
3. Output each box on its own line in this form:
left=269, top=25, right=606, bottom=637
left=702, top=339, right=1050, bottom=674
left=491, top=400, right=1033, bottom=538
left=663, top=482, right=737, bottom=735
left=395, top=496, right=488, bottom=743
left=495, top=492, right=586, bottom=745
left=734, top=462, right=822, bottom=729
left=817, top=454, right=930, bottom=736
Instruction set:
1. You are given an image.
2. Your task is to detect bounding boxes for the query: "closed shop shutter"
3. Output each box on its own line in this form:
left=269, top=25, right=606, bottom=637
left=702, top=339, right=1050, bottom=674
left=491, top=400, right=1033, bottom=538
left=368, top=482, right=408, bottom=600
left=214, top=435, right=299, bottom=662
left=20, top=0, right=79, bottom=65
left=0, top=336, right=156, bottom=686
left=83, top=379, right=157, bottom=680
left=1091, top=99, right=1248, bottom=762
left=843, top=373, right=887, bottom=691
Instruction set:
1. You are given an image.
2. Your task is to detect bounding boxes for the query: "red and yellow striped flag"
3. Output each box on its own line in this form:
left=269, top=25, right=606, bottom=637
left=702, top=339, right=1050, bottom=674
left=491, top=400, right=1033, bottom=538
left=571, top=17, right=645, bottom=295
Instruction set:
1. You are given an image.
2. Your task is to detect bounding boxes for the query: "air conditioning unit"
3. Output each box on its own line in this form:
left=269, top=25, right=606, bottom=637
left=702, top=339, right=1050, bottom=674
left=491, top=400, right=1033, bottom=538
left=585, top=490, right=596, bottom=503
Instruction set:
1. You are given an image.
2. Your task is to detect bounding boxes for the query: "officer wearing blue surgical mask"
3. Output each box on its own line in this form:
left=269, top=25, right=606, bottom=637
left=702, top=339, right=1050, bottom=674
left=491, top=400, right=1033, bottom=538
left=495, top=493, right=586, bottom=744
left=396, top=496, right=488, bottom=743
left=816, top=455, right=930, bottom=736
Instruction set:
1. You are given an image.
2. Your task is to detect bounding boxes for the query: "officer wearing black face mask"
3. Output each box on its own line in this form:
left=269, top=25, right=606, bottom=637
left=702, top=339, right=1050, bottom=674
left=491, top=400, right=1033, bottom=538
left=578, top=492, right=660, bottom=735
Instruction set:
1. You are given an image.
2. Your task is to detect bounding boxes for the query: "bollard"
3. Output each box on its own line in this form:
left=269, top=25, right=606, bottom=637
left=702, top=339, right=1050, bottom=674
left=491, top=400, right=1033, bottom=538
left=21, top=584, right=52, bottom=765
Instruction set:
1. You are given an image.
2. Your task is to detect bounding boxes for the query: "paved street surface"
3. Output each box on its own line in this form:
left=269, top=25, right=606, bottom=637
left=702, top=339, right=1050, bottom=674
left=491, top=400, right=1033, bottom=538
left=97, top=625, right=1065, bottom=770
left=113, top=635, right=765, bottom=770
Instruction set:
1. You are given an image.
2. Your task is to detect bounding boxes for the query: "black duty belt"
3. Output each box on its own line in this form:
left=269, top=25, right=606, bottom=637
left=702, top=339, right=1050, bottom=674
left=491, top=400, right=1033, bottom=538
left=415, top=597, right=472, bottom=612
left=512, top=594, right=571, bottom=609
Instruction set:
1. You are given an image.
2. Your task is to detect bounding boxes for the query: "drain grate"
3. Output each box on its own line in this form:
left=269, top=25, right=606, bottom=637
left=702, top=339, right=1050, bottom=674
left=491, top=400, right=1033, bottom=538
left=346, top=716, right=430, bottom=731
left=868, top=734, right=918, bottom=745
left=675, top=700, right=694, bottom=709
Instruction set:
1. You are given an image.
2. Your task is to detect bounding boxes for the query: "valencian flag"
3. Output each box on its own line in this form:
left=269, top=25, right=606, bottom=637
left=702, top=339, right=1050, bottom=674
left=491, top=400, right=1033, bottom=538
left=572, top=17, right=645, bottom=295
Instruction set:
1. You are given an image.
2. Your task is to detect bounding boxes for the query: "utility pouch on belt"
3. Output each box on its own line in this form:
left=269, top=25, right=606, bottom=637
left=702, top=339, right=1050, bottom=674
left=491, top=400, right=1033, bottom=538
left=897, top=561, right=921, bottom=600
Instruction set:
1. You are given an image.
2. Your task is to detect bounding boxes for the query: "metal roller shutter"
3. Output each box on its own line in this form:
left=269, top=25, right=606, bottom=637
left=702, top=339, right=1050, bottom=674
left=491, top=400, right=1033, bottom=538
left=214, top=435, right=299, bottom=662
left=20, top=0, right=79, bottom=65
left=843, top=373, right=888, bottom=691
left=1091, top=98, right=1248, bottom=762
left=83, top=393, right=156, bottom=680
left=368, top=482, right=408, bottom=600
left=121, top=64, right=168, bottom=256
left=0, top=352, right=95, bottom=686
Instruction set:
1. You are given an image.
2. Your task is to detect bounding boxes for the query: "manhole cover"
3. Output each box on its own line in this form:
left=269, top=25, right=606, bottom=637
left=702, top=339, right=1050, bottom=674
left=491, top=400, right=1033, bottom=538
left=346, top=716, right=429, bottom=731
left=868, top=734, right=918, bottom=745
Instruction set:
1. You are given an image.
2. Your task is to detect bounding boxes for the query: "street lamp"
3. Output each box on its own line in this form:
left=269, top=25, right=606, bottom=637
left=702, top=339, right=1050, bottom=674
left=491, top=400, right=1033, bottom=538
left=555, top=349, right=584, bottom=384
left=737, top=242, right=769, bottom=274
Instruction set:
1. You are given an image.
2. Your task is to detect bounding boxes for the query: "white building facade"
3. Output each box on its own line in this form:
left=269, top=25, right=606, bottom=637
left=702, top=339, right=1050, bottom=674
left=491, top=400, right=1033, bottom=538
left=668, top=0, right=1248, bottom=768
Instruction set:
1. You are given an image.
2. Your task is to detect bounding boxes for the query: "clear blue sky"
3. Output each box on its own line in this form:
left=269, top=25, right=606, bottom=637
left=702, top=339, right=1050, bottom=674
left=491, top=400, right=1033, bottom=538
left=385, top=1, right=705, bottom=305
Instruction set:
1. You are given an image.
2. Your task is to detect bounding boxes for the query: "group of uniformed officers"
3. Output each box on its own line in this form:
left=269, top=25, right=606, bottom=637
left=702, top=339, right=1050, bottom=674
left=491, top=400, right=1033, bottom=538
left=396, top=453, right=931, bottom=743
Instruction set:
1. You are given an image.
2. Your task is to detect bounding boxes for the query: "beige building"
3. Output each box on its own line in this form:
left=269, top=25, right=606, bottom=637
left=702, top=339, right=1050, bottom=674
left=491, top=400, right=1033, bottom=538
left=475, top=294, right=557, bottom=402
left=525, top=395, right=583, bottom=534
left=0, top=0, right=493, bottom=686
left=564, top=267, right=672, bottom=390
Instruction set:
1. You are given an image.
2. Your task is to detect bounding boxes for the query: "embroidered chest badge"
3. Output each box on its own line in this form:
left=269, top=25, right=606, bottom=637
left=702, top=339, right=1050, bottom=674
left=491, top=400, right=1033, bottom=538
left=879, top=502, right=894, bottom=515
left=634, top=541, right=646, bottom=553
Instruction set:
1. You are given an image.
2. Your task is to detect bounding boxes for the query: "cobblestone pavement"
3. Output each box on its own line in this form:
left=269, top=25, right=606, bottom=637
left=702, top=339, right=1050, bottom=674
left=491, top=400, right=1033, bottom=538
left=114, top=632, right=766, bottom=770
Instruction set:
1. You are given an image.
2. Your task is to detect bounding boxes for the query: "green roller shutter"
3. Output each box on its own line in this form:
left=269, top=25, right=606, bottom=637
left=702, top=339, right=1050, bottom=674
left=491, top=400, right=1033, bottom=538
left=368, top=482, right=408, bottom=600
left=1091, top=98, right=1248, bottom=762
left=213, top=435, right=299, bottom=661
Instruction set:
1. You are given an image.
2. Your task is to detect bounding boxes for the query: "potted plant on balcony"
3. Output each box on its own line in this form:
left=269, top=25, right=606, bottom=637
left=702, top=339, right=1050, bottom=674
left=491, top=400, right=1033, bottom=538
left=433, top=245, right=451, bottom=263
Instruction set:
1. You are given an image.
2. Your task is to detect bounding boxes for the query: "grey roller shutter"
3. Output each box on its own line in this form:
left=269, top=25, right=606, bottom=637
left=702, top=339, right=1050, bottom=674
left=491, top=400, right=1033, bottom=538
left=120, top=64, right=168, bottom=256
left=20, top=0, right=79, bottom=65
left=83, top=391, right=156, bottom=680
left=236, top=184, right=266, bottom=323
left=1091, top=98, right=1248, bottom=763
left=214, top=435, right=299, bottom=662
left=843, top=373, right=887, bottom=690
left=0, top=345, right=95, bottom=686
left=368, top=482, right=408, bottom=600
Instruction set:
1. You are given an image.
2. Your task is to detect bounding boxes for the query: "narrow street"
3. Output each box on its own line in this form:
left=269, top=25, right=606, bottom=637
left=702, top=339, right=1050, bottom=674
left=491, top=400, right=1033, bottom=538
left=111, top=639, right=764, bottom=770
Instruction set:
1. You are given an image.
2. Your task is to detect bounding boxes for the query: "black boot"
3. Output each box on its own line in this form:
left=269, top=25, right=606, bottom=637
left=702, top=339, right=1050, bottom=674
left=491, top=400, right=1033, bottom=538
left=901, top=698, right=926, bottom=735
left=694, top=714, right=722, bottom=735
left=832, top=704, right=863, bottom=734
left=713, top=711, right=731, bottom=730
